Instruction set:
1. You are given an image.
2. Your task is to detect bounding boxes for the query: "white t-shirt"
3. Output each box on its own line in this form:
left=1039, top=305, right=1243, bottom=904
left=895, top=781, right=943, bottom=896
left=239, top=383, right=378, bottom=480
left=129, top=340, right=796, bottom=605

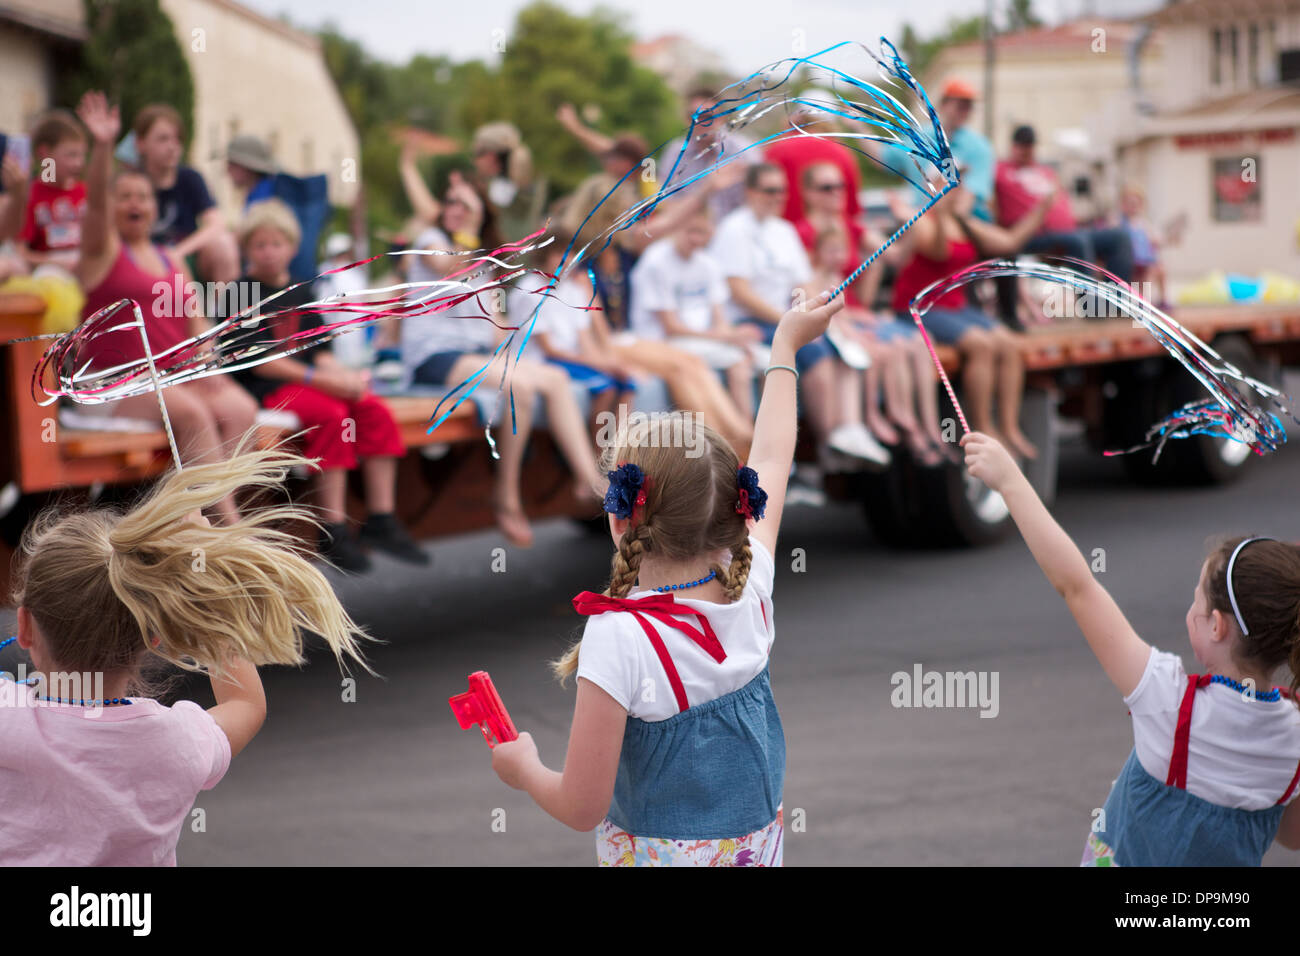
left=1126, top=647, right=1300, bottom=810
left=576, top=535, right=775, bottom=722
left=711, top=206, right=811, bottom=323
left=507, top=273, right=593, bottom=355
left=628, top=238, right=728, bottom=341
left=401, top=226, right=500, bottom=375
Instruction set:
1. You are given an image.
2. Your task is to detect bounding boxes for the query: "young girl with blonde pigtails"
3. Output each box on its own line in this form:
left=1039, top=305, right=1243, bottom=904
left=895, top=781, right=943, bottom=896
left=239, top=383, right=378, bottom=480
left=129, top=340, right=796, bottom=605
left=0, top=442, right=369, bottom=865
left=490, top=290, right=845, bottom=866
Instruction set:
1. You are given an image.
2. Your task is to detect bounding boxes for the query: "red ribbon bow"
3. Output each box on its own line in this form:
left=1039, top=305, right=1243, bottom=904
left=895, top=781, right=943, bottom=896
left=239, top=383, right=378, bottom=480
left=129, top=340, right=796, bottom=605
left=572, top=590, right=727, bottom=712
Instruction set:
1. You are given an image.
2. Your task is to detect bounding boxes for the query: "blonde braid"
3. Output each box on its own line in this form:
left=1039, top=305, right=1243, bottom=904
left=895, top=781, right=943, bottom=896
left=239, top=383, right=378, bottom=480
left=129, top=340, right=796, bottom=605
left=607, top=523, right=652, bottom=598
left=720, top=540, right=752, bottom=602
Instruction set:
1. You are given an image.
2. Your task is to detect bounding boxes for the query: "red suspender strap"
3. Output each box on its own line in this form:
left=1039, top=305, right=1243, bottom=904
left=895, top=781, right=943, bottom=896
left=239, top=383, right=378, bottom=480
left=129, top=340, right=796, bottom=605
left=572, top=591, right=728, bottom=714
left=1277, top=761, right=1300, bottom=806
left=1166, top=674, right=1212, bottom=789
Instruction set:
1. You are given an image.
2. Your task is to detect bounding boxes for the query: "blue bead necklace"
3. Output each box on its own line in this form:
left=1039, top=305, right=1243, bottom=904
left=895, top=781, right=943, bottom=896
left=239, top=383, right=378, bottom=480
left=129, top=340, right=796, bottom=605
left=2, top=636, right=132, bottom=704
left=1210, top=674, right=1281, bottom=702
left=35, top=696, right=133, bottom=707
left=652, top=568, right=717, bottom=593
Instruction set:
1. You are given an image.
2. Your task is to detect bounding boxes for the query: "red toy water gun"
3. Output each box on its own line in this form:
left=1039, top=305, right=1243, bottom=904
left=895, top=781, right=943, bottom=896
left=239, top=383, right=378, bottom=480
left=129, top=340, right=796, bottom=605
left=449, top=671, right=518, bottom=748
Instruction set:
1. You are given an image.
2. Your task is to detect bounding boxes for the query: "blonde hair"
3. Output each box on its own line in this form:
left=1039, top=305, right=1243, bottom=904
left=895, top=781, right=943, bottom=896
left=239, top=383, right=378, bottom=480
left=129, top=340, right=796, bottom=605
left=239, top=198, right=300, bottom=250
left=11, top=439, right=370, bottom=689
left=551, top=414, right=751, bottom=682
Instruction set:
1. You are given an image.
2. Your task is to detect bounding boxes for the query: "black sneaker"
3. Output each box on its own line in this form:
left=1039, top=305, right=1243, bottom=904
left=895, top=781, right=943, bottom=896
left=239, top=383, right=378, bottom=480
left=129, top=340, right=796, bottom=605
left=319, top=522, right=372, bottom=574
left=359, top=513, right=431, bottom=566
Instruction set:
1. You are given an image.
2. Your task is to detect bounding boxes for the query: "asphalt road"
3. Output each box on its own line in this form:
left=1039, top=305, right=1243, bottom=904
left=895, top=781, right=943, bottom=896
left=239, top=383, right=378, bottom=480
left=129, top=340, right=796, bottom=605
left=4, top=415, right=1299, bottom=866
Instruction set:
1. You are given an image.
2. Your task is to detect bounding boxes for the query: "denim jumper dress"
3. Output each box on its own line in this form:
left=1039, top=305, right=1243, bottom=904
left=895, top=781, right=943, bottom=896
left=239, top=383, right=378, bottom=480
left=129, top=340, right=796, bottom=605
left=573, top=590, right=786, bottom=866
left=1087, top=674, right=1300, bottom=866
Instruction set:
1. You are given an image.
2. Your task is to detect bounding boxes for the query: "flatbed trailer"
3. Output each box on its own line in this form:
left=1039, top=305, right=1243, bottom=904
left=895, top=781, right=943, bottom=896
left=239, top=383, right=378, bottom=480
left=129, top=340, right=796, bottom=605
left=3, top=293, right=1299, bottom=592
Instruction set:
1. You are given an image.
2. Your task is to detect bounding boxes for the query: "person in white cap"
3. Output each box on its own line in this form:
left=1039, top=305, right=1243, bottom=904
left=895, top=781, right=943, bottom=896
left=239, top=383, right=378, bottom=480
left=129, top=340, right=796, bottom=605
left=225, top=134, right=279, bottom=208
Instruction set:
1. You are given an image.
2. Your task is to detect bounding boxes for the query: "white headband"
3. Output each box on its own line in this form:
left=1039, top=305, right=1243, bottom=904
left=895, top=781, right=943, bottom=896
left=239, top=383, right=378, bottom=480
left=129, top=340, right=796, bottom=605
left=1225, top=537, right=1273, bottom=636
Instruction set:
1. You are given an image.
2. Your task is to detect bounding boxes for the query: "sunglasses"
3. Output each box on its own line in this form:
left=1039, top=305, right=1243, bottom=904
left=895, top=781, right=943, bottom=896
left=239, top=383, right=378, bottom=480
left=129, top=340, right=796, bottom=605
left=756, top=185, right=787, bottom=195
left=811, top=182, right=845, bottom=193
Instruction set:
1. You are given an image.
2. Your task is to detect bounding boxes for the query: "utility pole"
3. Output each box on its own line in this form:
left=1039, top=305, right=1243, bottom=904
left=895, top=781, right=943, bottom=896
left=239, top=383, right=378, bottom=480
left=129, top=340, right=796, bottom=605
left=984, top=0, right=996, bottom=139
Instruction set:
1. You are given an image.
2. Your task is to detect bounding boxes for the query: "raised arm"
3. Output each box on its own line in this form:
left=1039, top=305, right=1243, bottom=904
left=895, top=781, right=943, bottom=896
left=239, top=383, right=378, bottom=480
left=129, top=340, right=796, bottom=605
left=962, top=432, right=1151, bottom=695
left=74, top=91, right=121, bottom=282
left=746, top=291, right=844, bottom=556
left=399, top=141, right=442, bottom=226
left=0, top=158, right=29, bottom=242
left=206, top=656, right=267, bottom=758
left=556, top=103, right=614, bottom=158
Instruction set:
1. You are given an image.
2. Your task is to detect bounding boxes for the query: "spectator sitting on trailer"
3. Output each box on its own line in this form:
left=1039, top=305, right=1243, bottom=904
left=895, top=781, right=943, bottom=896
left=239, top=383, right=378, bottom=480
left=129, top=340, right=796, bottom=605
left=234, top=198, right=428, bottom=574
left=133, top=104, right=239, bottom=284
left=994, top=125, right=1134, bottom=282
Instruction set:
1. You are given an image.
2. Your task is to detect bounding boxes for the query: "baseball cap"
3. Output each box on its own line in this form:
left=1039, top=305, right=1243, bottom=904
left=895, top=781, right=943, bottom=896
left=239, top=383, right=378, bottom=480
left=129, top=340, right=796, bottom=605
left=1012, top=125, right=1036, bottom=146
left=941, top=77, right=979, bottom=102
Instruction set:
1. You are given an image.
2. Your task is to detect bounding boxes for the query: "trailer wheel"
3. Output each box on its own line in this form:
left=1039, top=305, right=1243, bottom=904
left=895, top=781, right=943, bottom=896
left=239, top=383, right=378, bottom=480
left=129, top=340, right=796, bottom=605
left=866, top=388, right=1011, bottom=548
left=1019, top=387, right=1060, bottom=507
left=861, top=456, right=923, bottom=547
left=1118, top=335, right=1263, bottom=486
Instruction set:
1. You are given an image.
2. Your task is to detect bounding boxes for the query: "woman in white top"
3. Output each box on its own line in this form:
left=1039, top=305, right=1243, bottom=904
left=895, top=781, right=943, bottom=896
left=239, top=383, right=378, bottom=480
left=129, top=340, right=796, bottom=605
left=399, top=171, right=601, bottom=549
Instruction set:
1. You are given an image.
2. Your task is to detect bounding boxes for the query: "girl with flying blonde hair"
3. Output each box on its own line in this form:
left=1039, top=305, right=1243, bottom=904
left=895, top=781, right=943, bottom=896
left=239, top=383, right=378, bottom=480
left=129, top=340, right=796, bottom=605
left=490, top=289, right=845, bottom=866
left=0, top=440, right=369, bottom=865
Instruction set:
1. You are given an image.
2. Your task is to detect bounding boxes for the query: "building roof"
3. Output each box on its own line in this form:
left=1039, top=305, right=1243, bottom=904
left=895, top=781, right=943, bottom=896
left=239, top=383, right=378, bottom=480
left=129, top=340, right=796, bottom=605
left=1145, top=0, right=1300, bottom=26
left=0, top=0, right=86, bottom=42
left=937, top=18, right=1149, bottom=57
left=200, top=0, right=321, bottom=51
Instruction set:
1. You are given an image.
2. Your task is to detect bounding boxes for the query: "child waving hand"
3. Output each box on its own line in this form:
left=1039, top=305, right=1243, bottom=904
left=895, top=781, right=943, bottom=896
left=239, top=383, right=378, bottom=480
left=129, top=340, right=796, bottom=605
left=489, top=290, right=845, bottom=866
left=963, top=431, right=1300, bottom=865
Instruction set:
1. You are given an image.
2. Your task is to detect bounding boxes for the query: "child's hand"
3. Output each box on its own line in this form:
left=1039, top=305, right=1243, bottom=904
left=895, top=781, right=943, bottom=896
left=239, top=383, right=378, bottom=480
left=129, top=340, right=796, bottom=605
left=491, top=731, right=538, bottom=790
left=961, top=432, right=1022, bottom=493
left=774, top=289, right=845, bottom=352
left=76, top=90, right=120, bottom=145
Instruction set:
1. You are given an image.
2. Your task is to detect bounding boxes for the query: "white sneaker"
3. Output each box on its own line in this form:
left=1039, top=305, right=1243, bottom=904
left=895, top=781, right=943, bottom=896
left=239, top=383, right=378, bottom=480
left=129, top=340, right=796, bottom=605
left=828, top=424, right=892, bottom=469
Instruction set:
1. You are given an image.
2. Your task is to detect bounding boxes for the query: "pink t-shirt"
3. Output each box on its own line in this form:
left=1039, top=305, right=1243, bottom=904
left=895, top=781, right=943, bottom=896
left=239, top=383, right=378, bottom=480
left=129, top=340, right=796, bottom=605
left=0, top=688, right=231, bottom=866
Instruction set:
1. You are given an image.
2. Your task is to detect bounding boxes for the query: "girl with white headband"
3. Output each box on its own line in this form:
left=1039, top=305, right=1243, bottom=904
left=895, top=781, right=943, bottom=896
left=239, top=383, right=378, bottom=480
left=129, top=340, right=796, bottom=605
left=963, top=432, right=1300, bottom=866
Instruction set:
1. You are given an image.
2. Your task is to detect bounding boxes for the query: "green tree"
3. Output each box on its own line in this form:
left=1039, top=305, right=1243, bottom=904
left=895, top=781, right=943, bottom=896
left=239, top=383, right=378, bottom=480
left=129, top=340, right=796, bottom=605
left=1006, top=0, right=1042, bottom=32
left=460, top=2, right=681, bottom=195
left=58, top=0, right=194, bottom=149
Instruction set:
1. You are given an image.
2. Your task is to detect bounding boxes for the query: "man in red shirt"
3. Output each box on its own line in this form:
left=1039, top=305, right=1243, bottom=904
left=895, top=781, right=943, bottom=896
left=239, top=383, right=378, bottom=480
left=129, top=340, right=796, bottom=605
left=16, top=110, right=89, bottom=271
left=994, top=125, right=1132, bottom=280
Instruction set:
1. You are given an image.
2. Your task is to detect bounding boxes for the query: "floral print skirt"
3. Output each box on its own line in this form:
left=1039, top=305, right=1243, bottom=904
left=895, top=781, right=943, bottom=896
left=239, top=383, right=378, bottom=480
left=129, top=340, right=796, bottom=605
left=1080, top=832, right=1118, bottom=867
left=596, top=806, right=783, bottom=867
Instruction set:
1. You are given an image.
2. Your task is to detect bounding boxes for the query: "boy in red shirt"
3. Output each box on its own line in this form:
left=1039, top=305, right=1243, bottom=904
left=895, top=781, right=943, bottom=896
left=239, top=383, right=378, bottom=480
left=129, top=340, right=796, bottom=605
left=17, top=110, right=88, bottom=271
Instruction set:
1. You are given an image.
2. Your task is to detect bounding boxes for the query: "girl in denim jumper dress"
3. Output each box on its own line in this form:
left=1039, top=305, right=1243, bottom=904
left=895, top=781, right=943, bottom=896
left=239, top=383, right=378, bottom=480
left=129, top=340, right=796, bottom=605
left=964, top=433, right=1300, bottom=866
left=490, top=290, right=847, bottom=866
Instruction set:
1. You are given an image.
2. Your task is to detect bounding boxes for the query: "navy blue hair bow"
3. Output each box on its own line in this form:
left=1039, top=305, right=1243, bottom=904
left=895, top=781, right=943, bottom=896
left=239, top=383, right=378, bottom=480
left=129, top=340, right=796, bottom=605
left=603, top=462, right=648, bottom=521
left=735, top=465, right=767, bottom=521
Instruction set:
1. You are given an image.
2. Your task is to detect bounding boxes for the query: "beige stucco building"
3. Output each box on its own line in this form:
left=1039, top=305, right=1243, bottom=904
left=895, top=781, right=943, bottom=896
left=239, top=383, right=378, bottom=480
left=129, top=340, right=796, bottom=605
left=1113, top=0, right=1300, bottom=282
left=0, top=0, right=358, bottom=222
left=924, top=19, right=1165, bottom=221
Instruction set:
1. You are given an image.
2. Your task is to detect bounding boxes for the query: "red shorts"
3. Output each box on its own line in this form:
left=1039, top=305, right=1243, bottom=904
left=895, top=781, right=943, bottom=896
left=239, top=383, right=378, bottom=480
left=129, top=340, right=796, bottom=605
left=263, top=383, right=404, bottom=470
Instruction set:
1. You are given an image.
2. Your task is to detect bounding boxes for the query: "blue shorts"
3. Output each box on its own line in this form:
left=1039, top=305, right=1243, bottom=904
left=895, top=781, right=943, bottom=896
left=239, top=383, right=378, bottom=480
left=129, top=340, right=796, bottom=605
left=737, top=318, right=833, bottom=374
left=864, top=317, right=917, bottom=343
left=902, top=307, right=994, bottom=346
left=548, top=358, right=636, bottom=396
left=413, top=349, right=484, bottom=386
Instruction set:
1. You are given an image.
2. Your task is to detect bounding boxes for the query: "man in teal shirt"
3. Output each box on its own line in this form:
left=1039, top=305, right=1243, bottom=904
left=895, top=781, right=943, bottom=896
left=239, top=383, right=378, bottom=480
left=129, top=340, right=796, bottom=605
left=875, top=77, right=995, bottom=222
